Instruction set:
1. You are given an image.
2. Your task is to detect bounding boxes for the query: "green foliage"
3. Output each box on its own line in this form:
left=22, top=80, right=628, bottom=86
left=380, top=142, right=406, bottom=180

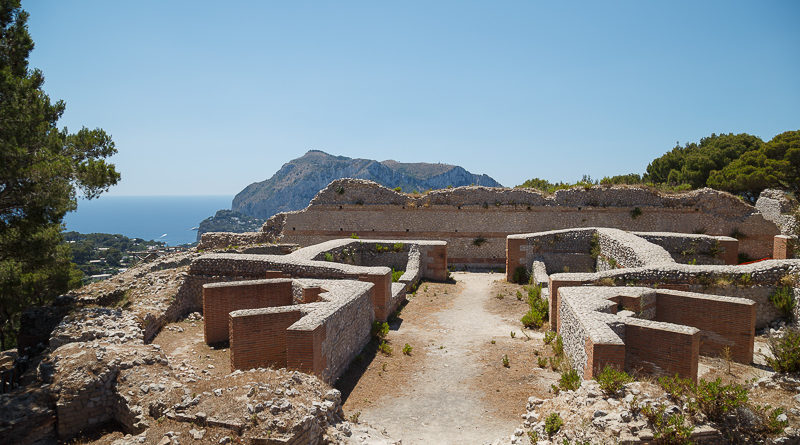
left=544, top=330, right=557, bottom=345
left=350, top=233, right=360, bottom=239
left=766, top=327, right=800, bottom=373
left=402, top=343, right=412, bottom=355
left=375, top=243, right=389, bottom=252
left=589, top=233, right=600, bottom=259
left=659, top=375, right=748, bottom=422
left=472, top=236, right=487, bottom=246
left=630, top=207, right=642, bottom=219
left=527, top=430, right=538, bottom=443
left=708, top=130, right=800, bottom=200
left=645, top=133, right=763, bottom=189
left=521, top=285, right=548, bottom=329
left=378, top=340, right=392, bottom=355
left=512, top=265, right=530, bottom=284
left=0, top=1, right=120, bottom=349
left=371, top=321, right=389, bottom=340
left=769, top=286, right=796, bottom=321
left=323, top=252, right=334, bottom=262
left=393, top=186, right=402, bottom=192
left=738, top=273, right=752, bottom=286
left=599, top=173, right=643, bottom=185
left=544, top=412, right=563, bottom=437
left=391, top=268, right=404, bottom=282
left=392, top=243, right=404, bottom=252
left=537, top=356, right=548, bottom=368
left=502, top=354, right=510, bottom=368
left=595, top=365, right=633, bottom=396
left=641, top=403, right=694, bottom=445
left=558, top=369, right=581, bottom=392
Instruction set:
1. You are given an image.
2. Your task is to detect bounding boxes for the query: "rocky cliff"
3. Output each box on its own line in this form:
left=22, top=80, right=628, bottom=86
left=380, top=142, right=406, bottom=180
left=231, top=150, right=502, bottom=218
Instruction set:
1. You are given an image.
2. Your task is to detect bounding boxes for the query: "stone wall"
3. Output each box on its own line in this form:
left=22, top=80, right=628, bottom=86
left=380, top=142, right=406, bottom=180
left=633, top=232, right=739, bottom=265
left=202, top=279, right=294, bottom=344
left=558, top=287, right=753, bottom=381
left=266, top=179, right=780, bottom=266
left=549, top=259, right=800, bottom=330
left=225, top=279, right=374, bottom=383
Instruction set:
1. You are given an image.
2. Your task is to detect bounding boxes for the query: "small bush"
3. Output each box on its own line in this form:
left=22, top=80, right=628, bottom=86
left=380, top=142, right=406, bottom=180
left=372, top=321, right=389, bottom=340
left=544, top=412, right=563, bottom=437
left=595, top=365, right=633, bottom=396
left=391, top=268, right=404, bottom=282
left=527, top=431, right=538, bottom=443
left=402, top=343, right=413, bottom=355
left=502, top=354, right=510, bottom=368
left=558, top=369, right=581, bottom=392
left=766, top=327, right=800, bottom=373
left=393, top=186, right=402, bottom=192
left=375, top=243, right=389, bottom=252
left=551, top=334, right=564, bottom=357
left=324, top=252, right=334, bottom=262
left=642, top=403, right=694, bottom=445
left=769, top=286, right=796, bottom=321
left=521, top=285, right=548, bottom=329
left=537, top=356, right=548, bottom=368
left=349, top=411, right=360, bottom=423
left=350, top=233, right=360, bottom=239
left=544, top=331, right=557, bottom=345
left=512, top=265, right=530, bottom=284
left=378, top=340, right=392, bottom=356
left=392, top=242, right=404, bottom=252
left=738, top=273, right=752, bottom=286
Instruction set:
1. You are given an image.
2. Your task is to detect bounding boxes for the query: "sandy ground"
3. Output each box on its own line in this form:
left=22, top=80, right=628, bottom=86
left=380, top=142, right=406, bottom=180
left=342, top=272, right=554, bottom=445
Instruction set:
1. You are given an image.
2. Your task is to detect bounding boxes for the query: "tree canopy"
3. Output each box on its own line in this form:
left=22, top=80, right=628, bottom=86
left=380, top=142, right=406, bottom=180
left=0, top=0, right=120, bottom=349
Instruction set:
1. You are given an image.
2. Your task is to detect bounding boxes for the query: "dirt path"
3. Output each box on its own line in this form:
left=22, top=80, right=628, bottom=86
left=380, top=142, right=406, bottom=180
left=354, top=272, right=526, bottom=444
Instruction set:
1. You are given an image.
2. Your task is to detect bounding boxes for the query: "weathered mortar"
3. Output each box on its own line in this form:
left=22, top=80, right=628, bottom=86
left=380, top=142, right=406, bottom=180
left=267, top=179, right=780, bottom=265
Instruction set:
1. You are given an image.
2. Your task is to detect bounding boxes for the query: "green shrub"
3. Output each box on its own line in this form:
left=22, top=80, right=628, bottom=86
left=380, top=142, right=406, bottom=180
left=512, top=265, right=529, bottom=284
left=769, top=286, right=796, bottom=321
left=544, top=412, right=563, bottom=437
left=642, top=403, right=694, bottom=445
left=378, top=340, right=392, bottom=356
left=393, top=186, right=402, bottom=192
left=693, top=378, right=748, bottom=421
left=527, top=431, right=538, bottom=443
left=766, top=327, right=800, bottom=373
left=537, top=356, right=548, bottom=368
left=558, top=369, right=581, bottom=392
left=738, top=273, right=752, bottom=286
left=375, top=243, right=389, bottom=252
left=551, top=334, right=564, bottom=357
left=595, top=365, right=633, bottom=396
left=502, top=354, right=510, bottom=368
left=521, top=285, right=548, bottom=329
left=392, top=242, right=404, bottom=252
left=371, top=321, right=389, bottom=340
left=350, top=233, right=360, bottom=239
left=544, top=331, right=557, bottom=345
left=324, top=252, right=334, bottom=262
left=391, top=268, right=404, bottom=282
left=402, top=343, right=412, bottom=355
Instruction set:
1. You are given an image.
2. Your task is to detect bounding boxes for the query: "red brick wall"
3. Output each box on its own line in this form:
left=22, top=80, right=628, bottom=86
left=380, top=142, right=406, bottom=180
left=505, top=238, right=526, bottom=282
left=424, top=244, right=448, bottom=281
left=203, top=280, right=293, bottom=344
left=549, top=278, right=589, bottom=332
left=774, top=235, right=796, bottom=260
left=625, top=323, right=699, bottom=381
left=301, top=287, right=324, bottom=303
left=358, top=272, right=391, bottom=321
left=655, top=292, right=755, bottom=363
left=719, top=239, right=739, bottom=265
left=584, top=338, right=625, bottom=379
left=229, top=309, right=303, bottom=371
left=286, top=325, right=326, bottom=376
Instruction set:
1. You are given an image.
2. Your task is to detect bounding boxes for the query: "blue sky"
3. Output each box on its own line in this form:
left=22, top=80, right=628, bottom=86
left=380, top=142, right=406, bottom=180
left=23, top=1, right=800, bottom=196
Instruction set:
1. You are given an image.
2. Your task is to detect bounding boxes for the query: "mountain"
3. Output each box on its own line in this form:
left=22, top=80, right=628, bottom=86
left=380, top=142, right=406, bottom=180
left=231, top=150, right=503, bottom=219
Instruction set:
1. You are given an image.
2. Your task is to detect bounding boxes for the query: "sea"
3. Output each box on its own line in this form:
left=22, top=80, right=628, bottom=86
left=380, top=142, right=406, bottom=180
left=62, top=195, right=233, bottom=246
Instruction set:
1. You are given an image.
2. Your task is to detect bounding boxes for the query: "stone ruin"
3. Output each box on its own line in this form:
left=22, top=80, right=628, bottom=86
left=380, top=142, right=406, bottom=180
left=506, top=226, right=800, bottom=381
left=2, top=181, right=799, bottom=444
left=195, top=238, right=447, bottom=383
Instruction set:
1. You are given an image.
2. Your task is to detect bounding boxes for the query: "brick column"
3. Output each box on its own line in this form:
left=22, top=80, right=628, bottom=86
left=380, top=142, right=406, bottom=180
left=359, top=272, right=392, bottom=321
left=423, top=244, right=448, bottom=281
left=548, top=277, right=588, bottom=332
left=718, top=238, right=739, bottom=265
left=774, top=235, right=796, bottom=260
left=506, top=238, right=526, bottom=282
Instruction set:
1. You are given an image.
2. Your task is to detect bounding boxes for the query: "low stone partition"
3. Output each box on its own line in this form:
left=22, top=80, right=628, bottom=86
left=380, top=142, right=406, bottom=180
left=197, top=231, right=276, bottom=250
left=549, top=260, right=800, bottom=330
left=558, top=287, right=755, bottom=381
left=634, top=232, right=738, bottom=265
left=191, top=238, right=446, bottom=321
left=206, top=279, right=374, bottom=383
left=506, top=227, right=674, bottom=282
